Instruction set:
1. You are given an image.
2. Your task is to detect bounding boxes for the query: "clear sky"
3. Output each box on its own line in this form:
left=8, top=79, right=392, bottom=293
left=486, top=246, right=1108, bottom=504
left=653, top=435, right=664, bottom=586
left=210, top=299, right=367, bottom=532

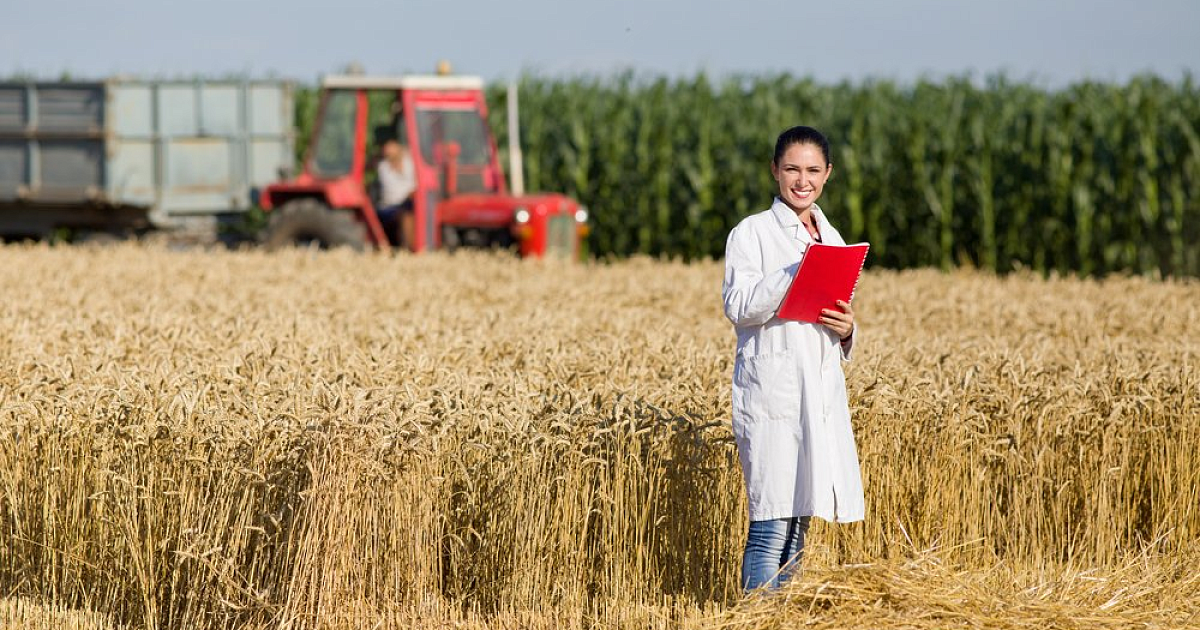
left=6, top=0, right=1199, bottom=85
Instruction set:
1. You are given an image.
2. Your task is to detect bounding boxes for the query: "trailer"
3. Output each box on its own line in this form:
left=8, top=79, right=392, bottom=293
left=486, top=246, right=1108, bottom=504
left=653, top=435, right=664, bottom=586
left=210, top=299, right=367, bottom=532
left=0, top=79, right=293, bottom=240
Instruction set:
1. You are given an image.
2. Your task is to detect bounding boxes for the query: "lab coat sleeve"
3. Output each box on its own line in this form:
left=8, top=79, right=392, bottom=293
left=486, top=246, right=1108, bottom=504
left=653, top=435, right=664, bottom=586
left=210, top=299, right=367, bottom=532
left=722, top=224, right=797, bottom=327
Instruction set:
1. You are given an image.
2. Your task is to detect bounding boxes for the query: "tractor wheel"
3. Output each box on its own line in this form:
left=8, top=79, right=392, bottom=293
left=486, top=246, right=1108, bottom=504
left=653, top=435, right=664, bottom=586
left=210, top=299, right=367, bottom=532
left=262, top=199, right=366, bottom=252
left=441, top=225, right=461, bottom=253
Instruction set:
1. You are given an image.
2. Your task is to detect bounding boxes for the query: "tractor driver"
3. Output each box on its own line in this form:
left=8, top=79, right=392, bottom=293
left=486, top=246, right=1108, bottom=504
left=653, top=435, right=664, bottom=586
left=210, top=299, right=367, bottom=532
left=376, top=136, right=416, bottom=250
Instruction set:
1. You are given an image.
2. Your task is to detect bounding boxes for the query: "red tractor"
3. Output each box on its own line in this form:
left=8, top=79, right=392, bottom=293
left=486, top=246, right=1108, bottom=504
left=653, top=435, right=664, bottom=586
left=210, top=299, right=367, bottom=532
left=259, top=74, right=588, bottom=257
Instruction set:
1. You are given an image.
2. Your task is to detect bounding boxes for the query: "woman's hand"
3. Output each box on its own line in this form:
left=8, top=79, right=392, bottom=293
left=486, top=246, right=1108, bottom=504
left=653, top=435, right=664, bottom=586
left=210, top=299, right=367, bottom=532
left=819, top=300, right=855, bottom=340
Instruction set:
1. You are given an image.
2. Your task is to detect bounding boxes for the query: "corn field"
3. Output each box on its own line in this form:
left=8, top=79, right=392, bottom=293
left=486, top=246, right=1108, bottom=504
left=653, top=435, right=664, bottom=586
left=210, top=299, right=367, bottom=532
left=483, top=74, right=1197, bottom=274
left=1, top=245, right=1197, bottom=629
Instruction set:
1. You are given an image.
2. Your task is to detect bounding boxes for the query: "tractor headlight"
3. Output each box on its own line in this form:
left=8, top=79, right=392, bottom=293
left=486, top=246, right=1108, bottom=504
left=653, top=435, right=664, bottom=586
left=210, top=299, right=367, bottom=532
left=574, top=207, right=589, bottom=223
left=514, top=207, right=531, bottom=224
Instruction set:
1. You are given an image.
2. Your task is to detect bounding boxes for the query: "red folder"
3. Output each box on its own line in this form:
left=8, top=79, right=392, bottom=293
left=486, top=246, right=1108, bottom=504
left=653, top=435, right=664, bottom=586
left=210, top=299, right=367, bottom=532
left=777, top=242, right=869, bottom=323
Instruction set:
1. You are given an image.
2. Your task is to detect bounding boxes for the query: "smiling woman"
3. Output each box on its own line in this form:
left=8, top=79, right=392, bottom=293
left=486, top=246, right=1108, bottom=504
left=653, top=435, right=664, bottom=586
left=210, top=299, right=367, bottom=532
left=721, top=125, right=863, bottom=593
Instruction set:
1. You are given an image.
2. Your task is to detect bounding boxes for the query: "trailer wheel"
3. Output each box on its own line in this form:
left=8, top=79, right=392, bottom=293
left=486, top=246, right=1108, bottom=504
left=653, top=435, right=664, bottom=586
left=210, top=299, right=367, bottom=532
left=262, top=199, right=366, bottom=251
left=76, top=230, right=127, bottom=246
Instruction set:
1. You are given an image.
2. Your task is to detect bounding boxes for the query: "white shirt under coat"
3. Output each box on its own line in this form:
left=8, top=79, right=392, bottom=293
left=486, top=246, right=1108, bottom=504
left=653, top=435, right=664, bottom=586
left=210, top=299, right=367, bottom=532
left=722, top=197, right=865, bottom=523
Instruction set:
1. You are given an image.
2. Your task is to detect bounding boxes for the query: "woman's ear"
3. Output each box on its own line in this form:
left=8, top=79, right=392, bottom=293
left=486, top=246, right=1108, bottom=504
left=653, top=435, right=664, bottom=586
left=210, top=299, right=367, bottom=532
left=770, top=160, right=779, bottom=181
left=825, top=164, right=834, bottom=182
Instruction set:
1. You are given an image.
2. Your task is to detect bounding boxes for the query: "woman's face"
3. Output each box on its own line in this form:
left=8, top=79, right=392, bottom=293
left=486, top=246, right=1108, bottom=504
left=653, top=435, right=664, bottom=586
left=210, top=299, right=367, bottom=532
left=382, top=140, right=401, bottom=160
left=771, top=142, right=832, bottom=214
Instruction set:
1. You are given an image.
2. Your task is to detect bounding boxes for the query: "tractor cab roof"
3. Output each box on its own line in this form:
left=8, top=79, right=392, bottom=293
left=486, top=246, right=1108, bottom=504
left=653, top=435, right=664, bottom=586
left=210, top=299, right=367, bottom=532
left=320, top=74, right=485, bottom=91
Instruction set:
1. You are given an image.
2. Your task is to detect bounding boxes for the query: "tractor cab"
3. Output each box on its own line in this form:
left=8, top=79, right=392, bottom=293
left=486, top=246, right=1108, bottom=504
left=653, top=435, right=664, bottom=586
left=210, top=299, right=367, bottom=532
left=260, top=74, right=588, bottom=257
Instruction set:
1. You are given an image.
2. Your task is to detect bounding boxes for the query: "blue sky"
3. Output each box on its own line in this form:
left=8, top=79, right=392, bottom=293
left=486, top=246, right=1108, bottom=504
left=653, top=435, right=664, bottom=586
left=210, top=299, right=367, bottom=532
left=6, top=0, right=1199, bottom=85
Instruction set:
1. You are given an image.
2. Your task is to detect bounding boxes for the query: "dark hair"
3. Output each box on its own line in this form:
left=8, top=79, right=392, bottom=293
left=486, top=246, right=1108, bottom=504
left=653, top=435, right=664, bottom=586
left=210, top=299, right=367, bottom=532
left=373, top=125, right=397, bottom=145
left=773, top=126, right=830, bottom=166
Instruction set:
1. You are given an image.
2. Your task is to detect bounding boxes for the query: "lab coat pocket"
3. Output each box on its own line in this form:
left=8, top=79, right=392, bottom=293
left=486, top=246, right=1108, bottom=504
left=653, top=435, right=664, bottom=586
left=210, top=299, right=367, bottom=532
left=732, top=351, right=801, bottom=437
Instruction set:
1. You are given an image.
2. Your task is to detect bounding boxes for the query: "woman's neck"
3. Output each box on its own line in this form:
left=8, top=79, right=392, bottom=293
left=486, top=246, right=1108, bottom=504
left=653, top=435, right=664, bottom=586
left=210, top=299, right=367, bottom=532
left=779, top=197, right=815, bottom=223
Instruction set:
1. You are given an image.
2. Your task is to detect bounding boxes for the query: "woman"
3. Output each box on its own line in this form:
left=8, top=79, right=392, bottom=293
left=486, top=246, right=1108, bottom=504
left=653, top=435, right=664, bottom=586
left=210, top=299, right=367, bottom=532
left=376, top=137, right=417, bottom=249
left=721, top=126, right=863, bottom=592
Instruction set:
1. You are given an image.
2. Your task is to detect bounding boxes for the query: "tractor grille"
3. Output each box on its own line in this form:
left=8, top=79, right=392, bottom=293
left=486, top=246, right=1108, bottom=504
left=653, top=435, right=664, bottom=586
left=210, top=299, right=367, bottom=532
left=547, top=214, right=575, bottom=258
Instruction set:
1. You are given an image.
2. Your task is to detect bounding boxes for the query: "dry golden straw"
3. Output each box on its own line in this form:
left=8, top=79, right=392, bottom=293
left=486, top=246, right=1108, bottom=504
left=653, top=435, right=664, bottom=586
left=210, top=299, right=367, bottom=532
left=0, top=244, right=1196, bottom=629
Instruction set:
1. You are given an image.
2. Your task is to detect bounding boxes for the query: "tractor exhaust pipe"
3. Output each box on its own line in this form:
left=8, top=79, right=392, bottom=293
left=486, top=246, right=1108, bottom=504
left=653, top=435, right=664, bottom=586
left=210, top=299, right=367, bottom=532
left=507, top=81, right=525, bottom=197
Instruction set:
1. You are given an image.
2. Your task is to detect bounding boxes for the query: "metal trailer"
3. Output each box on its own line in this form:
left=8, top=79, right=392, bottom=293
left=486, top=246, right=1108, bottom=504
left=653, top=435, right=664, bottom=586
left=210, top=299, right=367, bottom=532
left=0, top=79, right=293, bottom=239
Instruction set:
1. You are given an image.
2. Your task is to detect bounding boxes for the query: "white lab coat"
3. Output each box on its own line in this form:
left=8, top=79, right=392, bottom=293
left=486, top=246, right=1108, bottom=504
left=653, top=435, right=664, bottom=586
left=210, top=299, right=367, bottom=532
left=722, top=198, right=865, bottom=523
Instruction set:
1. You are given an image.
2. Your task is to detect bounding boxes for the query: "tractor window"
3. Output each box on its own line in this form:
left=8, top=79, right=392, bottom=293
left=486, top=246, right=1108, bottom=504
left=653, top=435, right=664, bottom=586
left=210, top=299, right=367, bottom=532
left=415, top=108, right=491, bottom=166
left=312, top=90, right=357, bottom=177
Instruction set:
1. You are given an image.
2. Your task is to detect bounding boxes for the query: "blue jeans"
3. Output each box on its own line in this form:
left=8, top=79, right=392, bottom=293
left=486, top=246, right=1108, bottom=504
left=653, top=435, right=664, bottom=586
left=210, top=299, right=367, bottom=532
left=741, top=516, right=811, bottom=592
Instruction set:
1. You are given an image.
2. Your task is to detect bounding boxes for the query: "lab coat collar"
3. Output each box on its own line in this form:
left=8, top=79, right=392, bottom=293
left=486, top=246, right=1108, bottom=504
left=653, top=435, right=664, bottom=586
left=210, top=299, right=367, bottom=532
left=770, top=197, right=827, bottom=244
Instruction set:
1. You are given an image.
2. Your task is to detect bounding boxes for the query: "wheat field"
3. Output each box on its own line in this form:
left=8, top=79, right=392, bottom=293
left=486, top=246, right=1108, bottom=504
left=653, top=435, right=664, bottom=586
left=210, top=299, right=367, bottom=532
left=0, top=245, right=1197, bottom=629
